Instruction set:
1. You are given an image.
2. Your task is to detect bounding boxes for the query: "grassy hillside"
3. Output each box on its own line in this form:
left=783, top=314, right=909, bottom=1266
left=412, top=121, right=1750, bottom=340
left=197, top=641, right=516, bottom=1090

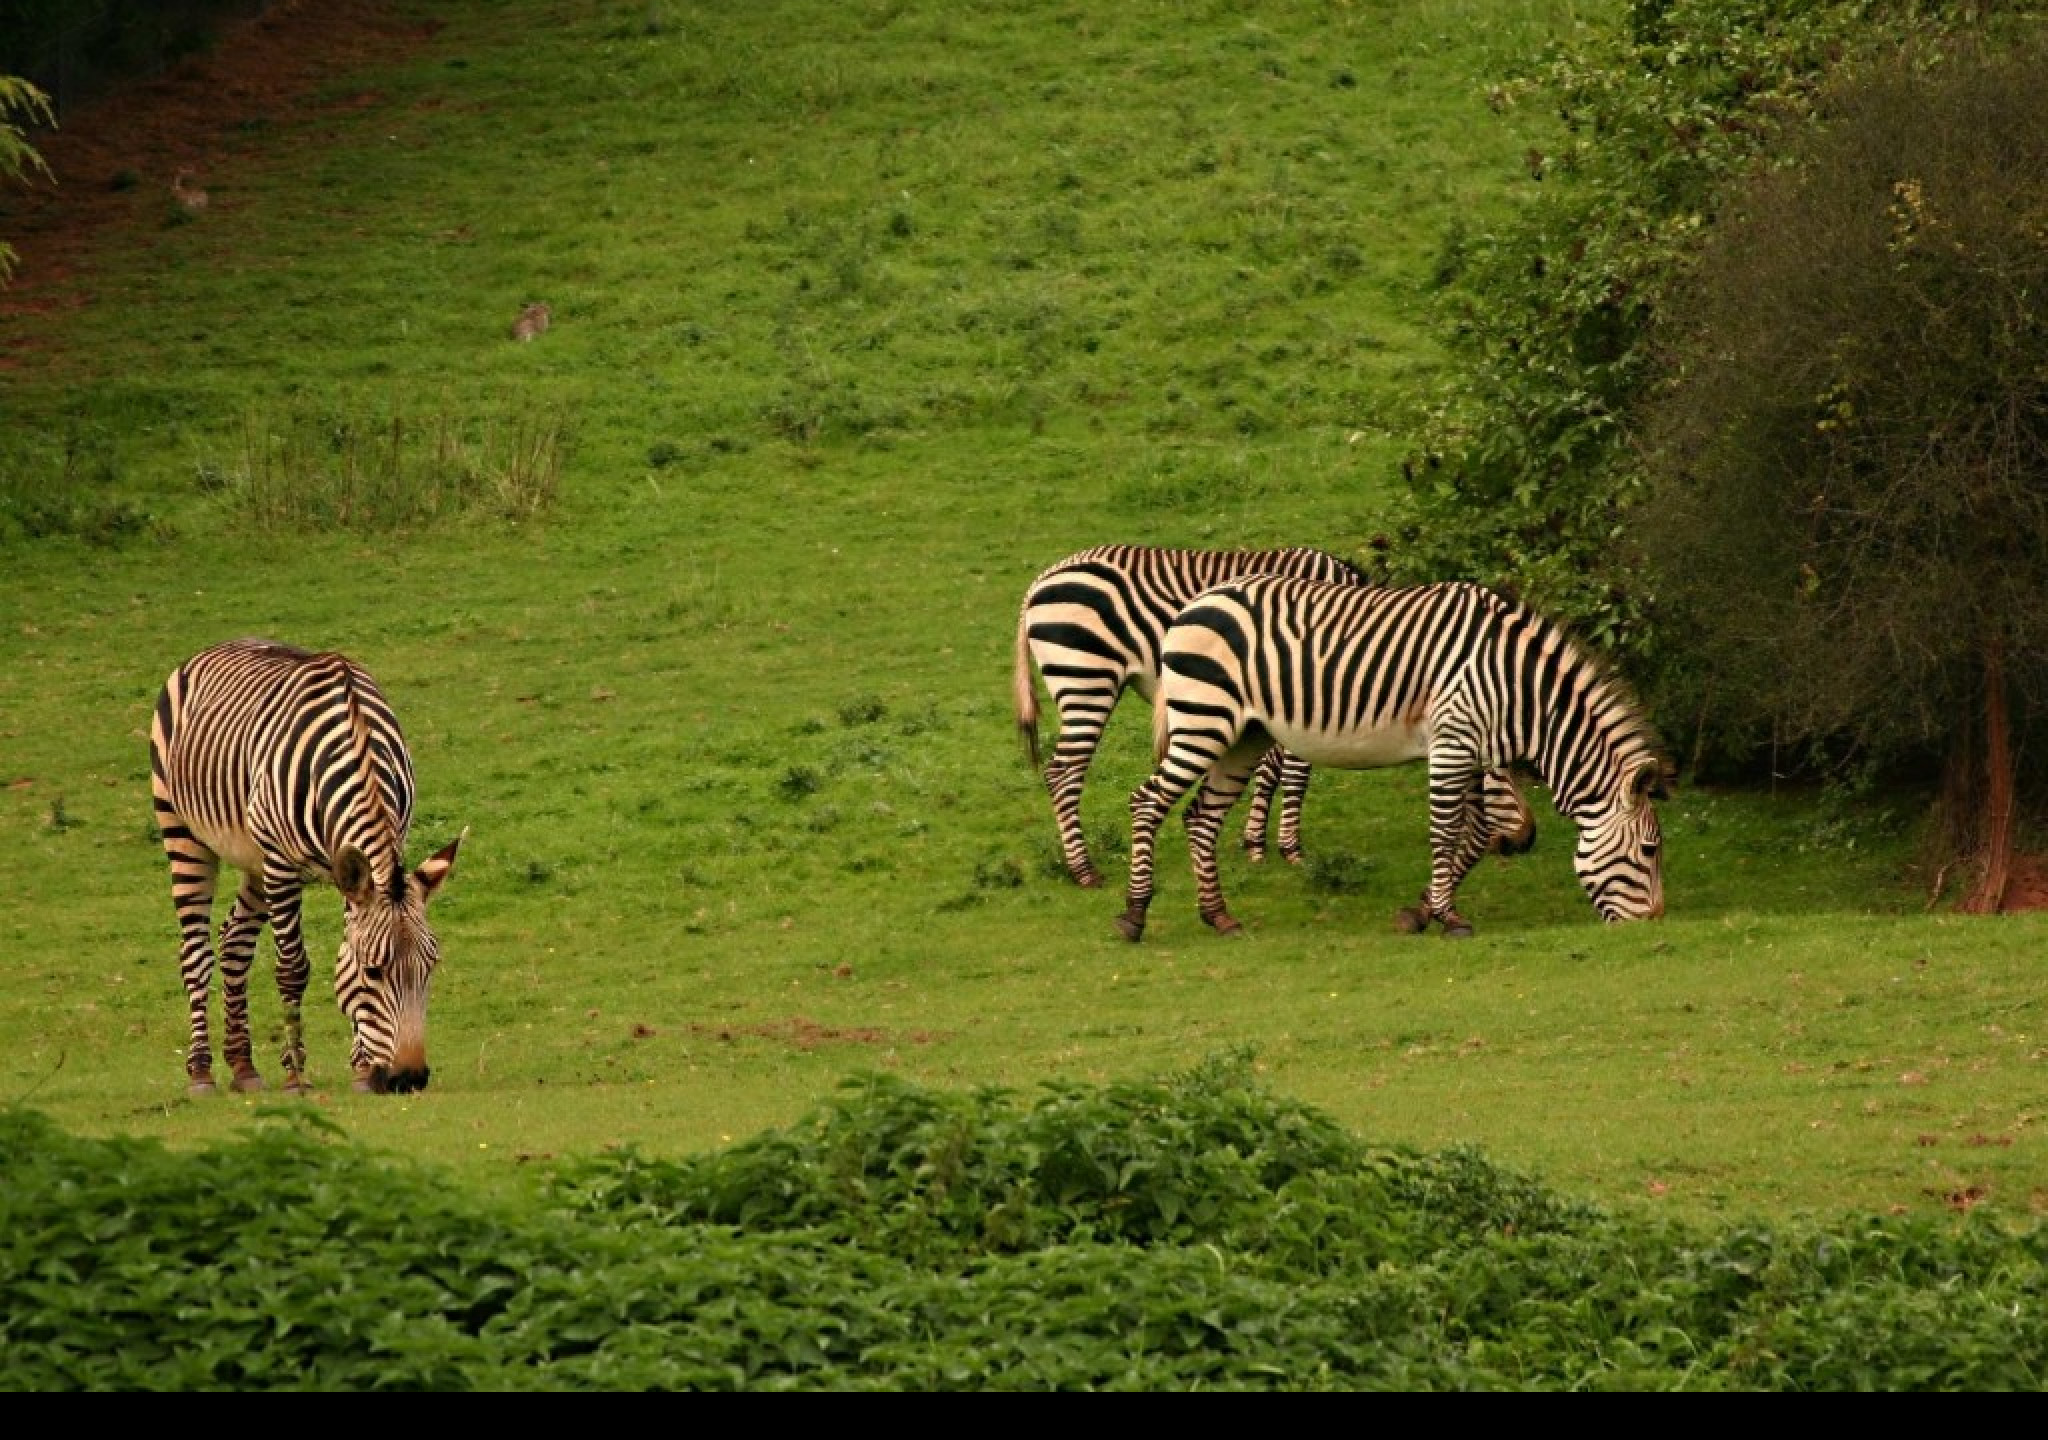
left=1, top=0, right=2041, bottom=1227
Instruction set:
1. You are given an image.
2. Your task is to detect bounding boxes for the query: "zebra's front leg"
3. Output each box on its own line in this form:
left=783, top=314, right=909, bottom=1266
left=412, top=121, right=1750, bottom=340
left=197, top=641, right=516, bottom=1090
left=216, top=877, right=271, bottom=1091
left=1395, top=764, right=1488, bottom=939
left=267, top=875, right=312, bottom=1093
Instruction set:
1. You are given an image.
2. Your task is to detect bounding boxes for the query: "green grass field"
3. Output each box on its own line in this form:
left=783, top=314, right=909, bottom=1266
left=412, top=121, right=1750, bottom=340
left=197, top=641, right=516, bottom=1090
left=2, top=0, right=2041, bottom=1229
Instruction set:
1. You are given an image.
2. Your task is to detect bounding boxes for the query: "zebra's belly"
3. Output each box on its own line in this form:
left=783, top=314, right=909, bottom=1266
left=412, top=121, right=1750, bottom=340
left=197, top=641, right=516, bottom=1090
left=1265, top=718, right=1428, bottom=772
left=187, top=814, right=267, bottom=875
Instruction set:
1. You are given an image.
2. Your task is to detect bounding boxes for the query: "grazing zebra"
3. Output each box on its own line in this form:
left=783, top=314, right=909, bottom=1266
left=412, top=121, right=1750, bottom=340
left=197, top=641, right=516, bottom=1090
left=1013, top=544, right=1532, bottom=887
left=1115, top=577, right=1668, bottom=942
left=150, top=639, right=464, bottom=1096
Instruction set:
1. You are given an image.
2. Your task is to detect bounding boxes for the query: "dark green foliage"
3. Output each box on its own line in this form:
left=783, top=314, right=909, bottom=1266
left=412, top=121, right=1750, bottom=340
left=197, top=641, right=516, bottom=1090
left=1641, top=34, right=2048, bottom=796
left=971, top=855, right=1024, bottom=891
left=7, top=1057, right=2036, bottom=1390
left=775, top=765, right=824, bottom=801
left=1384, top=0, right=2048, bottom=670
left=0, top=73, right=50, bottom=281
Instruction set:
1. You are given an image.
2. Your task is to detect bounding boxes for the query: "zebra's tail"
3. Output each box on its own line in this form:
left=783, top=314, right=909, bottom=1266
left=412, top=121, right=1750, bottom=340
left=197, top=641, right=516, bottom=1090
left=1014, top=604, right=1041, bottom=771
left=1151, top=681, right=1173, bottom=766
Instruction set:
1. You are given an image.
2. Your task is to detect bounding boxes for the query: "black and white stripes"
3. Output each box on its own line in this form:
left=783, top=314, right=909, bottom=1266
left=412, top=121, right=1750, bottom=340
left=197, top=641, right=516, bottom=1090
left=1115, top=577, right=1668, bottom=940
left=150, top=639, right=462, bottom=1095
left=1013, top=544, right=1373, bottom=888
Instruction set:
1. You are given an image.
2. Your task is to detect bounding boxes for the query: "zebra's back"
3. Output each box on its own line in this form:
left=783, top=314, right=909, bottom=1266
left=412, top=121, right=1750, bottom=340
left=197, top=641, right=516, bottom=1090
left=1159, top=577, right=1507, bottom=768
left=151, top=638, right=415, bottom=880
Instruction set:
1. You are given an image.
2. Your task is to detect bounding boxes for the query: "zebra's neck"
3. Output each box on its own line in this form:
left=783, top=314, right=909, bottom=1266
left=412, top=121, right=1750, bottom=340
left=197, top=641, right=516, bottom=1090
left=1492, top=606, right=1657, bottom=819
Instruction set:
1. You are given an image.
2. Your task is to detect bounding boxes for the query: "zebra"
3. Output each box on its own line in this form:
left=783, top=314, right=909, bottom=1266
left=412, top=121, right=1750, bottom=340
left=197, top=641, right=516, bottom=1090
left=149, top=639, right=464, bottom=1096
left=1013, top=544, right=1534, bottom=887
left=1114, top=576, right=1669, bottom=942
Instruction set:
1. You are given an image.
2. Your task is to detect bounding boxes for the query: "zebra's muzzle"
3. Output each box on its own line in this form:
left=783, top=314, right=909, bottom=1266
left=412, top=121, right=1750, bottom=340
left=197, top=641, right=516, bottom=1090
left=357, top=1064, right=431, bottom=1095
left=382, top=1065, right=431, bottom=1095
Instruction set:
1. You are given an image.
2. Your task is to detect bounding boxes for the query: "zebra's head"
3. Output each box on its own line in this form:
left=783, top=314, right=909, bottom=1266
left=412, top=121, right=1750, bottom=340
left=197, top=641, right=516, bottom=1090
left=1572, top=759, right=1669, bottom=922
left=334, top=829, right=465, bottom=1094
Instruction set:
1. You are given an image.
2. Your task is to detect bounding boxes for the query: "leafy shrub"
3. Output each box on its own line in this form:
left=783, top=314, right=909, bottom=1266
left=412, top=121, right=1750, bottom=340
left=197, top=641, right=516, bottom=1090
left=1384, top=0, right=2048, bottom=672
left=5, top=1057, right=2045, bottom=1389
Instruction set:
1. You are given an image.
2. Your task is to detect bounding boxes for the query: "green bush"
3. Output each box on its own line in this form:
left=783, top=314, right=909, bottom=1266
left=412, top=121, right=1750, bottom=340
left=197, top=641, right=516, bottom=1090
left=1381, top=0, right=2048, bottom=676
left=8, top=1057, right=2044, bottom=1389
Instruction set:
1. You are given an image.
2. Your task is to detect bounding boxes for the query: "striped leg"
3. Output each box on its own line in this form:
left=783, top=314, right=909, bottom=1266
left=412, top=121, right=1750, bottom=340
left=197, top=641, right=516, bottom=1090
left=164, top=838, right=223, bottom=1094
left=217, top=878, right=269, bottom=1091
left=1043, top=685, right=1120, bottom=888
left=1241, top=750, right=1312, bottom=864
left=1273, top=751, right=1311, bottom=864
left=1397, top=755, right=1488, bottom=939
left=1185, top=744, right=1271, bottom=935
left=339, top=962, right=377, bottom=1091
left=266, top=868, right=312, bottom=1092
left=1239, top=749, right=1280, bottom=861
left=1117, top=770, right=1184, bottom=942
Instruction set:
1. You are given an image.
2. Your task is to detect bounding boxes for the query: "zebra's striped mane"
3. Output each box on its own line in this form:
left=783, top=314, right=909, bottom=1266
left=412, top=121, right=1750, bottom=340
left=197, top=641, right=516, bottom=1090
left=332, top=658, right=409, bottom=904
left=1501, top=592, right=1670, bottom=774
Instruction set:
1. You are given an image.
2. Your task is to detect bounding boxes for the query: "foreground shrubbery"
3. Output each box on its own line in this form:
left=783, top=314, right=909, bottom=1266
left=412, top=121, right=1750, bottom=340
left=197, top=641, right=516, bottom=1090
left=3, top=1055, right=2042, bottom=1389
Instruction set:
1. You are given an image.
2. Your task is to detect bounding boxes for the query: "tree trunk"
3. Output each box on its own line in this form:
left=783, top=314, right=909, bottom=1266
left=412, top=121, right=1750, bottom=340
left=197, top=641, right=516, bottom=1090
left=1960, top=633, right=2015, bottom=914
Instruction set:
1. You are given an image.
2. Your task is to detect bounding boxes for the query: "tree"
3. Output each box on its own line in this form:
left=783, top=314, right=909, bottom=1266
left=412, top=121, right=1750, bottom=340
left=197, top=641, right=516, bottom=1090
left=0, top=74, right=53, bottom=283
left=1378, top=2, right=1985, bottom=657
left=1639, top=33, right=2048, bottom=910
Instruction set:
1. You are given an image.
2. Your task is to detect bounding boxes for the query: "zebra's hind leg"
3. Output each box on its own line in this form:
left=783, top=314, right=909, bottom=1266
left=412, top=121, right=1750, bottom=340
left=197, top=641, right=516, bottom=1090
left=1186, top=747, right=1266, bottom=935
left=1043, top=755, right=1103, bottom=888
left=1118, top=771, right=1191, bottom=942
left=158, top=821, right=224, bottom=1094
left=216, top=878, right=270, bottom=1092
left=1271, top=750, right=1311, bottom=866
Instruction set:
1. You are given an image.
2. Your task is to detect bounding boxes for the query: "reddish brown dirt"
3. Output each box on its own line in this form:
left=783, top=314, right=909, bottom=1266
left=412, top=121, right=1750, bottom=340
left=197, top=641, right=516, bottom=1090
left=0, top=1, right=442, bottom=342
left=1999, top=853, right=2048, bottom=912
left=687, top=1018, right=945, bottom=1053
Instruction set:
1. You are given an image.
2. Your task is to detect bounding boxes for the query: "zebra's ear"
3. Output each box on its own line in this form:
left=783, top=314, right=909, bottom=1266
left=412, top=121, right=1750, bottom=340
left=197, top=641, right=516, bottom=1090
left=1630, top=759, right=1673, bottom=807
left=415, top=826, right=467, bottom=902
left=334, top=846, right=377, bottom=904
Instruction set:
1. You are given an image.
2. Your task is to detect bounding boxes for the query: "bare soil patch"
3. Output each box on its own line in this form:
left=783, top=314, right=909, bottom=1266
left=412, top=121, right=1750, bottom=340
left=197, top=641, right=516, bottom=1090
left=688, top=1018, right=945, bottom=1053
left=1, top=0, right=441, bottom=344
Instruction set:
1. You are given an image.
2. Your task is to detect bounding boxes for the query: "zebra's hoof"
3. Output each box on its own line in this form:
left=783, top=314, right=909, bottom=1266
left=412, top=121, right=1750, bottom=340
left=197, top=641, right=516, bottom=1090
left=1443, top=923, right=1475, bottom=940
left=1243, top=847, right=1267, bottom=865
left=1074, top=871, right=1104, bottom=890
left=231, top=1072, right=265, bottom=1094
left=1205, top=913, right=1244, bottom=937
left=283, top=1079, right=312, bottom=1096
left=1393, top=907, right=1430, bottom=935
left=1281, top=849, right=1305, bottom=867
left=1113, top=911, right=1146, bottom=942
left=187, top=1077, right=217, bottom=1097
